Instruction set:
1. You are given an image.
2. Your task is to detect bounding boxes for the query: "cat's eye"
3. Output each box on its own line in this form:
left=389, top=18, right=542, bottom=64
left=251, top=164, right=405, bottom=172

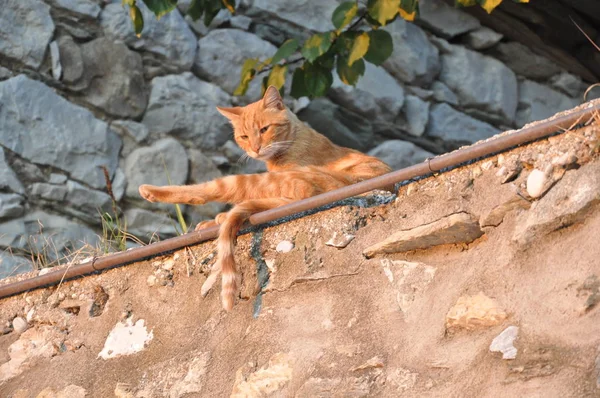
left=240, top=135, right=248, bottom=140
left=259, top=125, right=270, bottom=134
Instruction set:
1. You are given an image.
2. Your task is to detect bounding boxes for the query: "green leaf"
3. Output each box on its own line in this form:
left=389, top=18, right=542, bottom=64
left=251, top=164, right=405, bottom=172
left=203, top=0, right=222, bottom=26
left=367, top=0, right=400, bottom=26
left=234, top=58, right=258, bottom=96
left=222, top=0, right=235, bottom=13
left=332, top=1, right=358, bottom=30
left=337, top=56, right=365, bottom=86
left=455, top=0, right=477, bottom=6
left=348, top=32, right=370, bottom=66
left=303, top=63, right=333, bottom=97
left=141, top=0, right=177, bottom=19
left=290, top=67, right=309, bottom=99
left=363, top=29, right=393, bottom=65
left=122, top=0, right=136, bottom=7
left=266, top=64, right=288, bottom=91
left=271, top=39, right=299, bottom=65
left=187, top=0, right=204, bottom=20
left=398, top=0, right=418, bottom=21
left=301, top=32, right=335, bottom=63
left=129, top=4, right=144, bottom=37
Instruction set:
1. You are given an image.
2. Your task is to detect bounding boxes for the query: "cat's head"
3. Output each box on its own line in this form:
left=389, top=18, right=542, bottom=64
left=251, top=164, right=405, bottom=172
left=217, top=86, right=293, bottom=161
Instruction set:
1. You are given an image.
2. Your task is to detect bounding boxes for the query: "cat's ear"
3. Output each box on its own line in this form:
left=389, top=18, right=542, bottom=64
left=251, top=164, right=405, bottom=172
left=216, top=106, right=242, bottom=121
left=262, top=86, right=284, bottom=110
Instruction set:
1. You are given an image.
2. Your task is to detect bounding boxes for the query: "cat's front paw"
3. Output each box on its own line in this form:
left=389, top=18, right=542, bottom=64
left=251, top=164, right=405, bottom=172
left=139, top=184, right=160, bottom=202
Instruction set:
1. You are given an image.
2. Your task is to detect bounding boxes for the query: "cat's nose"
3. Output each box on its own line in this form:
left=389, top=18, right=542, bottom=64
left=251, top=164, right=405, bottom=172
left=252, top=144, right=261, bottom=153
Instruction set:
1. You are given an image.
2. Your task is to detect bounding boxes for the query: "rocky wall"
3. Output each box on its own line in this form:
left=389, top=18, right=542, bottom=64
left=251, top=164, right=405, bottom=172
left=0, top=0, right=596, bottom=278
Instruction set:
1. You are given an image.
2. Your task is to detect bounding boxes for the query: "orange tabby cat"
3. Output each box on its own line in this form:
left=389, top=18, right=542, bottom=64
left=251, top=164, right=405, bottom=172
left=139, top=86, right=391, bottom=311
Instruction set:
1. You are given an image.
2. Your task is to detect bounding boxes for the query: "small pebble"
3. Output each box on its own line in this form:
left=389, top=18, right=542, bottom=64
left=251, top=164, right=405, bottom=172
left=26, top=308, right=35, bottom=322
left=147, top=275, right=157, bottom=287
left=490, top=326, right=519, bottom=359
left=526, top=168, right=550, bottom=198
left=12, top=317, right=28, bottom=334
left=162, top=259, right=175, bottom=271
left=552, top=152, right=577, bottom=167
left=276, top=240, right=294, bottom=253
left=39, top=268, right=50, bottom=276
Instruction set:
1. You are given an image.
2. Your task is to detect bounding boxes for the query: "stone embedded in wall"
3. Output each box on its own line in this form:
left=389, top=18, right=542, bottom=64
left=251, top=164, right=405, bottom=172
left=416, top=0, right=480, bottom=39
left=231, top=353, right=293, bottom=398
left=0, top=66, right=13, bottom=80
left=124, top=208, right=179, bottom=238
left=383, top=19, right=441, bottom=86
left=45, top=0, right=101, bottom=40
left=431, top=81, right=459, bottom=106
left=297, top=98, right=375, bottom=152
left=427, top=103, right=500, bottom=144
left=111, top=120, right=150, bottom=158
left=401, top=95, right=430, bottom=137
left=0, top=148, right=24, bottom=195
left=446, top=292, right=507, bottom=331
left=491, top=42, right=562, bottom=80
left=62, top=38, right=149, bottom=119
left=0, top=0, right=55, bottom=69
left=367, top=140, right=433, bottom=171
left=64, top=180, right=114, bottom=225
left=245, top=0, right=340, bottom=32
left=516, top=80, right=580, bottom=126
left=188, top=149, right=223, bottom=184
left=124, top=138, right=189, bottom=200
left=45, top=0, right=100, bottom=19
left=101, top=2, right=197, bottom=72
left=480, top=196, right=531, bottom=228
left=513, top=161, right=600, bottom=246
left=56, top=35, right=84, bottom=84
left=0, top=219, right=27, bottom=250
left=142, top=73, right=232, bottom=149
left=329, top=62, right=405, bottom=122
left=0, top=252, right=33, bottom=279
left=550, top=72, right=586, bottom=98
left=30, top=182, right=68, bottom=202
left=0, top=75, right=122, bottom=190
left=363, top=212, right=484, bottom=258
left=380, top=259, right=436, bottom=315
left=465, top=27, right=503, bottom=50
left=0, top=193, right=25, bottom=220
left=193, top=29, right=277, bottom=99
left=439, top=44, right=518, bottom=125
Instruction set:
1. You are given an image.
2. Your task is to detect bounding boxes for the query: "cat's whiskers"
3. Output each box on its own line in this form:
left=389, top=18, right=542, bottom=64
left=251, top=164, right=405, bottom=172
left=237, top=153, right=250, bottom=165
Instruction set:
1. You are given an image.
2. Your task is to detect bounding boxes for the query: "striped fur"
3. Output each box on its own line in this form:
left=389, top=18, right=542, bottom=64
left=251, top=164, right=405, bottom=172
left=139, top=86, right=392, bottom=310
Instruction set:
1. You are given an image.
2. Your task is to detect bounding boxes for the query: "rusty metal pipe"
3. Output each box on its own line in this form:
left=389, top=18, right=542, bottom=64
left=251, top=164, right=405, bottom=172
left=0, top=102, right=598, bottom=299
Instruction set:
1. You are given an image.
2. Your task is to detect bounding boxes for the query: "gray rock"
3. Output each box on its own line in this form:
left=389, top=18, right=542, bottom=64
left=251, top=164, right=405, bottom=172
left=490, top=326, right=519, bottom=360
left=0, top=252, right=33, bottom=279
left=297, top=98, right=375, bottom=151
left=367, top=140, right=433, bottom=171
left=231, top=15, right=253, bottom=30
left=465, top=27, right=503, bottom=50
left=49, top=174, right=67, bottom=184
left=0, top=75, right=122, bottom=190
left=45, top=0, right=101, bottom=19
left=142, top=73, right=232, bottom=149
left=246, top=0, right=340, bottom=32
left=0, top=148, right=25, bottom=194
left=0, top=66, right=13, bottom=80
left=516, top=80, right=580, bottom=126
left=329, top=62, right=405, bottom=121
left=125, top=208, right=178, bottom=238
left=549, top=72, right=586, bottom=98
left=0, top=0, right=55, bottom=69
left=406, top=86, right=434, bottom=101
left=183, top=8, right=231, bottom=36
left=220, top=141, right=267, bottom=174
left=189, top=149, right=222, bottom=184
left=513, top=161, right=600, bottom=246
left=0, top=218, right=26, bottom=250
left=30, top=183, right=68, bottom=202
left=112, top=168, right=127, bottom=202
left=67, top=38, right=148, bottom=118
left=56, top=35, right=84, bottom=84
left=364, top=212, right=484, bottom=257
left=417, top=0, right=480, bottom=39
left=0, top=193, right=24, bottom=220
left=401, top=95, right=429, bottom=137
left=383, top=19, right=440, bottom=85
left=431, top=81, right=459, bottom=105
left=124, top=138, right=189, bottom=199
left=193, top=29, right=277, bottom=98
left=111, top=120, right=150, bottom=157
left=65, top=180, right=113, bottom=224
left=427, top=103, right=500, bottom=143
left=491, top=42, right=561, bottom=80
left=439, top=44, right=518, bottom=124
left=101, top=2, right=197, bottom=72
left=50, top=41, right=62, bottom=81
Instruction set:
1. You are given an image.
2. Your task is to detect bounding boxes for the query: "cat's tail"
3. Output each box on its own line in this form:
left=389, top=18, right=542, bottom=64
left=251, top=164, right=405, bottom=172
left=216, top=198, right=293, bottom=311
